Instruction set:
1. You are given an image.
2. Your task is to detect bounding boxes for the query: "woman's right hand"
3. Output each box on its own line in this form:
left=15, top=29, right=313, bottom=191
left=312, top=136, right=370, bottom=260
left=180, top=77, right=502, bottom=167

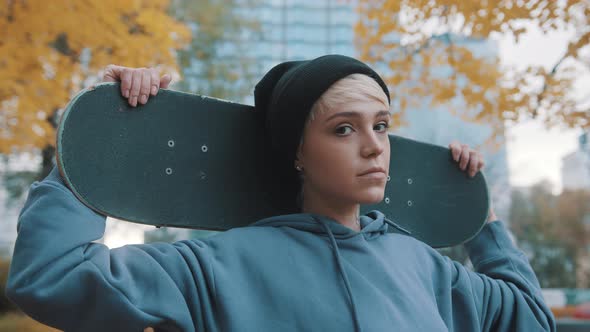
left=102, top=65, right=172, bottom=107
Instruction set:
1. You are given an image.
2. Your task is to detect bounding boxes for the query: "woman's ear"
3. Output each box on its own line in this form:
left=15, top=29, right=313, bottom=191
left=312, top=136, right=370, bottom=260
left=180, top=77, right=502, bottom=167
left=295, top=144, right=304, bottom=167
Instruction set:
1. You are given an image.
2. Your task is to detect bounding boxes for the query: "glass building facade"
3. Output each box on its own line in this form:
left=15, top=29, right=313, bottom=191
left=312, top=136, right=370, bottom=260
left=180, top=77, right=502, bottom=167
left=180, top=0, right=357, bottom=103
left=243, top=0, right=356, bottom=65
left=252, top=0, right=357, bottom=104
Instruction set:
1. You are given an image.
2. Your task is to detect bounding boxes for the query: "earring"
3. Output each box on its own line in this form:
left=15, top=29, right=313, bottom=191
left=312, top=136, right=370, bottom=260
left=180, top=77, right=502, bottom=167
left=295, top=165, right=303, bottom=171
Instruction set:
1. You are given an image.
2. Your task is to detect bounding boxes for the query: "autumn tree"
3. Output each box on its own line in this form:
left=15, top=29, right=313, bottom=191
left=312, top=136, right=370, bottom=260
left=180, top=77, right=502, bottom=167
left=510, top=182, right=590, bottom=288
left=355, top=0, right=589, bottom=141
left=510, top=182, right=573, bottom=288
left=0, top=0, right=191, bottom=180
left=556, top=189, right=590, bottom=287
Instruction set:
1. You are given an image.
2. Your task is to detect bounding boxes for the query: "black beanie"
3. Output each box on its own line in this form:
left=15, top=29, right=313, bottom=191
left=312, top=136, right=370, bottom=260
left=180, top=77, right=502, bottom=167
left=254, top=54, right=390, bottom=211
left=254, top=54, right=390, bottom=163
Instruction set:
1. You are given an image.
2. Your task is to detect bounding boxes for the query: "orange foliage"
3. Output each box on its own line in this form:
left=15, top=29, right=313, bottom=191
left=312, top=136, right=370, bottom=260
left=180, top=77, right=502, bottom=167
left=0, top=0, right=191, bottom=154
left=355, top=0, right=589, bottom=143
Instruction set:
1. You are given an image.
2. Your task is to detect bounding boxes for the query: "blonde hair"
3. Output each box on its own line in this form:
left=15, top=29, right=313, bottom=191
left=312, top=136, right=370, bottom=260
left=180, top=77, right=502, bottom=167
left=298, top=73, right=390, bottom=148
left=295, top=73, right=390, bottom=210
left=307, top=73, right=389, bottom=124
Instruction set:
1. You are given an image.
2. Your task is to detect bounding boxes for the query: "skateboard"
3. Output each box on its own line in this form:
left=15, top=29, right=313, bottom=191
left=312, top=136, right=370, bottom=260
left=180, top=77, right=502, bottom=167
left=56, top=83, right=490, bottom=248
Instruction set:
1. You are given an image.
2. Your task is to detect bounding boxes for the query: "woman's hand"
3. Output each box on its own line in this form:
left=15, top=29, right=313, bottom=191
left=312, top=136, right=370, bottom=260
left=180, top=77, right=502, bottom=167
left=102, top=65, right=172, bottom=107
left=448, top=141, right=497, bottom=223
left=448, top=141, right=485, bottom=178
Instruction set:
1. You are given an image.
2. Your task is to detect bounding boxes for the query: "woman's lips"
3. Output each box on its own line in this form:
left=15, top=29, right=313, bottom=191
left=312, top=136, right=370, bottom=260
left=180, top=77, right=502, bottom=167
left=358, top=171, right=387, bottom=179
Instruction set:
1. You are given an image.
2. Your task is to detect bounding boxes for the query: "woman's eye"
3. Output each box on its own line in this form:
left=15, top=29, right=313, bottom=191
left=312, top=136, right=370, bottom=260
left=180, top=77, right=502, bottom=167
left=375, top=122, right=390, bottom=132
left=335, top=125, right=353, bottom=135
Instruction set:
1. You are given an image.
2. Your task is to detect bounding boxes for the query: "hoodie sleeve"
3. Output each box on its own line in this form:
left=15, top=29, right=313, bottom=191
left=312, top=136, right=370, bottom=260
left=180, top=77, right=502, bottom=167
left=5, top=166, right=216, bottom=332
left=440, top=220, right=556, bottom=332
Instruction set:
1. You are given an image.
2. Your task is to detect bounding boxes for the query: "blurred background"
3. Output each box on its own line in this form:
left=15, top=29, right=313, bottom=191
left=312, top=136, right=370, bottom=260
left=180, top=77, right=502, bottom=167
left=1, top=0, right=589, bottom=330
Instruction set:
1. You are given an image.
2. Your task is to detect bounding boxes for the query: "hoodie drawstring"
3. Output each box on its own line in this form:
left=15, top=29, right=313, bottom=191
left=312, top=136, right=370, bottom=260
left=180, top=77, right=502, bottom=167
left=313, top=217, right=362, bottom=332
left=383, top=218, right=412, bottom=235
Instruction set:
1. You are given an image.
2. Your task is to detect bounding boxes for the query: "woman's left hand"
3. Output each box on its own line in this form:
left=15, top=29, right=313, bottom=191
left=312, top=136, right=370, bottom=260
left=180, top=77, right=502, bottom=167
left=448, top=141, right=497, bottom=223
left=448, top=141, right=485, bottom=178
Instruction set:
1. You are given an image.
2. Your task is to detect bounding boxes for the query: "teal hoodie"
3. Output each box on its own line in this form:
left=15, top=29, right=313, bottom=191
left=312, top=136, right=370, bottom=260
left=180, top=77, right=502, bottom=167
left=6, top=166, right=555, bottom=331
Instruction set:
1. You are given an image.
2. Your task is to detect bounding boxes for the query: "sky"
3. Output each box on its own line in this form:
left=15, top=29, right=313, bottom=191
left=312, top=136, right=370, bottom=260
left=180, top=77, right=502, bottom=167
left=494, top=26, right=587, bottom=194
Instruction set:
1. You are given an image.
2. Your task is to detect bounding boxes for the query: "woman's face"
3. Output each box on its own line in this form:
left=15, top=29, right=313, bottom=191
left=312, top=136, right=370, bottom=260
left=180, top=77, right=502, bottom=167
left=297, top=98, right=391, bottom=206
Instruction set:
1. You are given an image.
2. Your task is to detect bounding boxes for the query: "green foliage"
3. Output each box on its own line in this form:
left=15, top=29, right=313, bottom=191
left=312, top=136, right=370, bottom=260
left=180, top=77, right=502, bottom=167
left=169, top=0, right=261, bottom=102
left=144, top=228, right=217, bottom=243
left=510, top=183, right=590, bottom=288
left=144, top=228, right=184, bottom=243
left=2, top=170, right=37, bottom=208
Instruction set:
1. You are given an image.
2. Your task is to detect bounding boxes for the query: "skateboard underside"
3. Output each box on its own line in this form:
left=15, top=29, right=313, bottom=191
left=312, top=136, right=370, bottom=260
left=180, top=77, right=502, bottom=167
left=56, top=83, right=489, bottom=248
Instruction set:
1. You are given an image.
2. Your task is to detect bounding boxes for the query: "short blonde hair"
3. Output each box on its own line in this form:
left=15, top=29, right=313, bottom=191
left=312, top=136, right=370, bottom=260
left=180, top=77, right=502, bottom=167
left=307, top=73, right=389, bottom=124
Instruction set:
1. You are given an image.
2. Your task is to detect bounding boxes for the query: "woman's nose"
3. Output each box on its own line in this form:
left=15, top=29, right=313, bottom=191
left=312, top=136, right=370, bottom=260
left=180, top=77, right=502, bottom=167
left=361, top=130, right=385, bottom=158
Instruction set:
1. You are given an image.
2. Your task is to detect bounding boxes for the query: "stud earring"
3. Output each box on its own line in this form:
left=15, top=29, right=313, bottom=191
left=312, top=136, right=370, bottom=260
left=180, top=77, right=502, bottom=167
left=295, top=165, right=303, bottom=171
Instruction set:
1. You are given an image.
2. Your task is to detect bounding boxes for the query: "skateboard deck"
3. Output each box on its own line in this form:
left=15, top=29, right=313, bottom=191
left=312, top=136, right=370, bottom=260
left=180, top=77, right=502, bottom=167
left=56, top=83, right=490, bottom=248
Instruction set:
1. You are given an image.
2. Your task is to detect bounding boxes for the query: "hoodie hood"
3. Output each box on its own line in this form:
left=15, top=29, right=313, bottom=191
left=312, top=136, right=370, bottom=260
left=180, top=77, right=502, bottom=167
left=251, top=210, right=411, bottom=332
left=251, top=209, right=411, bottom=240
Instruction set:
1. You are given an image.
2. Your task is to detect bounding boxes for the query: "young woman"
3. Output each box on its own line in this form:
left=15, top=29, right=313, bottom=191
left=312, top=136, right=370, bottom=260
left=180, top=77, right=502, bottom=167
left=6, top=55, right=554, bottom=331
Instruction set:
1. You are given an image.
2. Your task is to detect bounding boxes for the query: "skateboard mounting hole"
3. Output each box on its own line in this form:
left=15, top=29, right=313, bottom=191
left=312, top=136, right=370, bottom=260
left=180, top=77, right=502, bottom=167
left=201, top=145, right=208, bottom=152
left=166, top=168, right=173, bottom=175
left=407, top=200, right=413, bottom=207
left=387, top=175, right=391, bottom=181
left=385, top=197, right=390, bottom=204
left=168, top=140, right=175, bottom=147
left=407, top=178, right=413, bottom=184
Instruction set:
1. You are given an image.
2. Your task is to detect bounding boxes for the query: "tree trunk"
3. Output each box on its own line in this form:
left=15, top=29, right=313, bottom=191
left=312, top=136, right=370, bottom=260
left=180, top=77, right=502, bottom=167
left=36, top=108, right=60, bottom=181
left=36, top=144, right=56, bottom=181
left=576, top=247, right=590, bottom=288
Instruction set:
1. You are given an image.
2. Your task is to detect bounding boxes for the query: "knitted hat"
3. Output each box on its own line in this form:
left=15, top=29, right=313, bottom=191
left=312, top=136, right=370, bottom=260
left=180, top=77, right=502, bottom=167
left=255, top=54, right=390, bottom=162
left=254, top=54, right=390, bottom=211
